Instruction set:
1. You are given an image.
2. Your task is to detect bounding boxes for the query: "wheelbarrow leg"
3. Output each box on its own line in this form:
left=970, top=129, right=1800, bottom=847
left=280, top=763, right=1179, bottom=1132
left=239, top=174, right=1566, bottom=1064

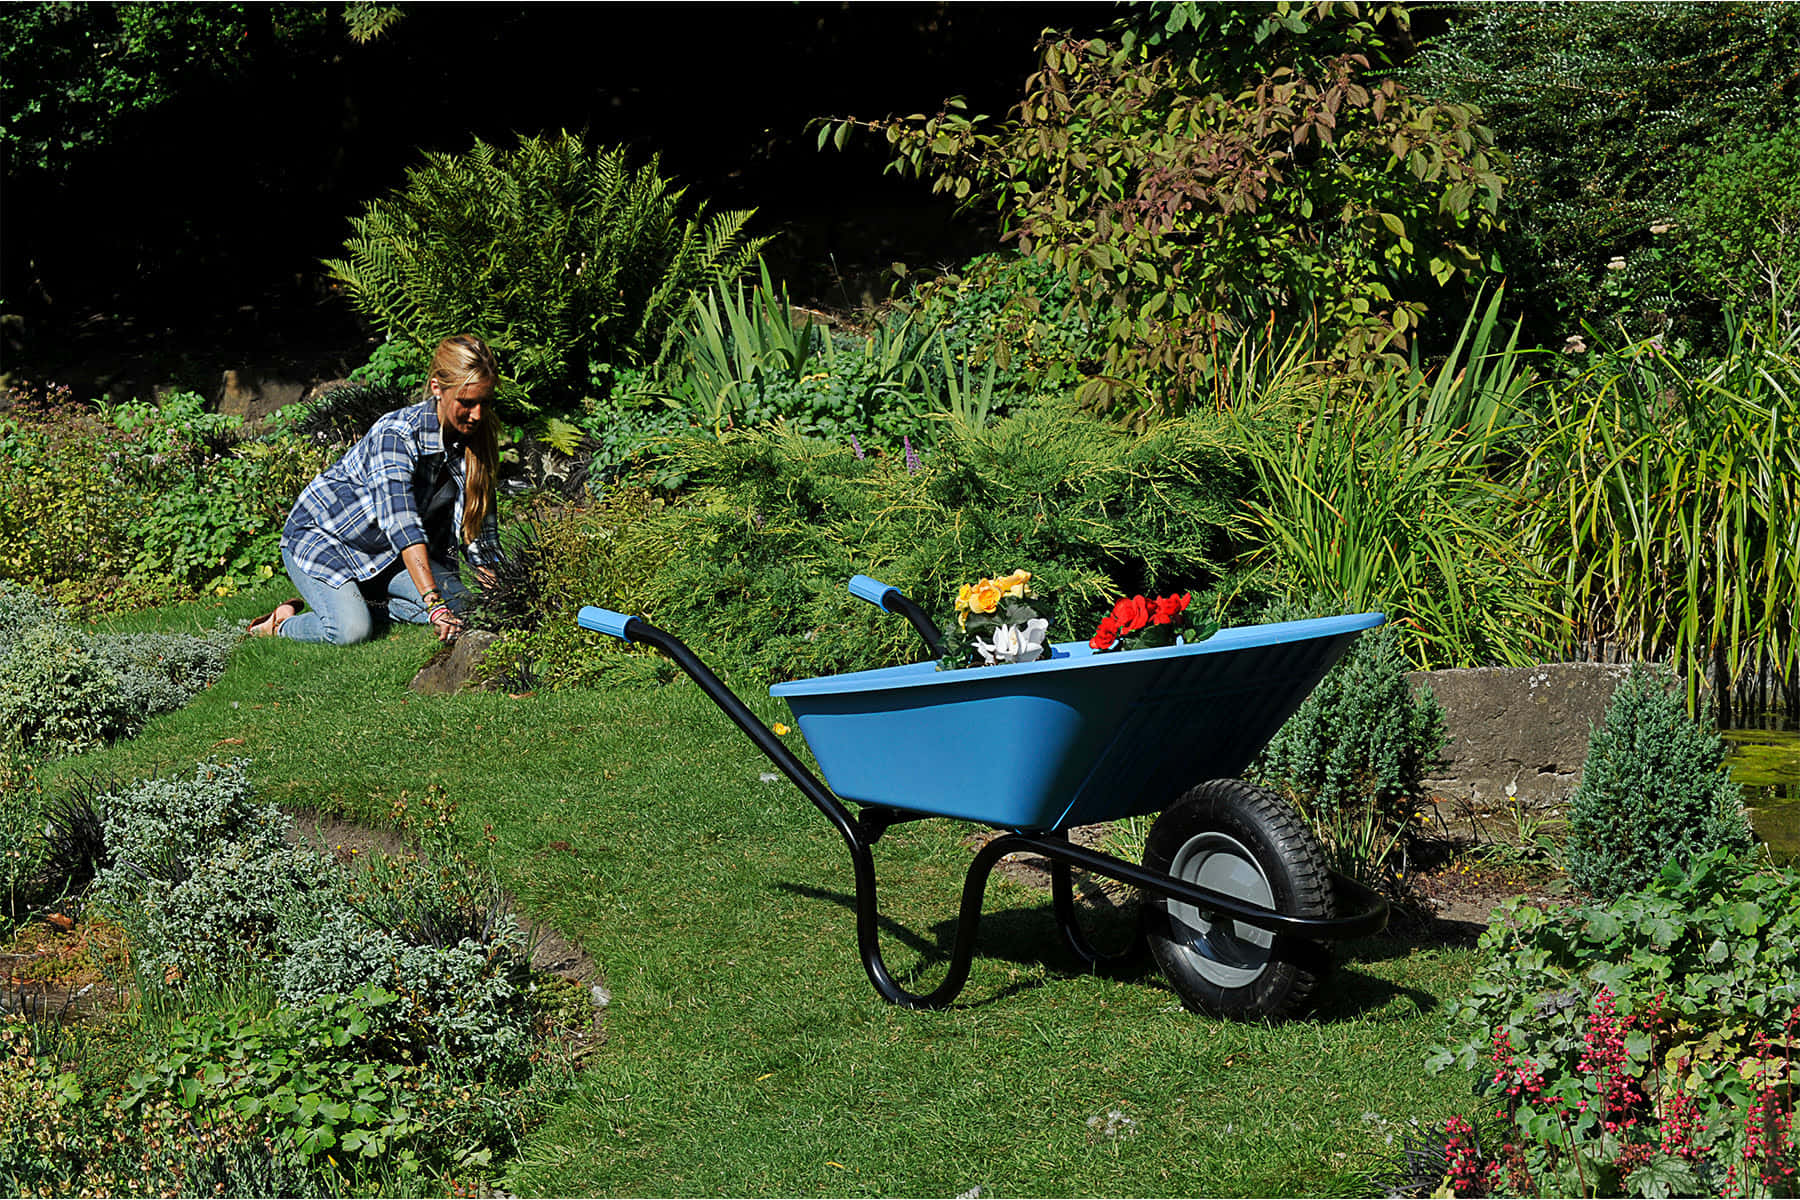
left=1047, top=833, right=1148, bottom=971
left=849, top=829, right=1039, bottom=1009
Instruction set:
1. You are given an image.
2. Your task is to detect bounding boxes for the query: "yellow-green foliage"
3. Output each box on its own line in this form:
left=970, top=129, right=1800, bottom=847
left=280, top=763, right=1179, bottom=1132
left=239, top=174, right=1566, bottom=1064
left=509, top=397, right=1253, bottom=685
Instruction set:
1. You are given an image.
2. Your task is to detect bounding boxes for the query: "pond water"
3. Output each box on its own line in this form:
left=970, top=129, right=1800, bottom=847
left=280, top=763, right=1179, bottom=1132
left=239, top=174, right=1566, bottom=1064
left=1725, top=716, right=1800, bottom=864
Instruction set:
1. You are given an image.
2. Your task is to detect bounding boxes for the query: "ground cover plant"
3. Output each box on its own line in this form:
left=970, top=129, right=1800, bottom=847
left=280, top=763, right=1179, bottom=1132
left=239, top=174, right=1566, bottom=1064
left=1425, top=850, right=1799, bottom=1196
left=474, top=389, right=1257, bottom=688
left=5, top=744, right=581, bottom=1195
left=25, top=584, right=1483, bottom=1197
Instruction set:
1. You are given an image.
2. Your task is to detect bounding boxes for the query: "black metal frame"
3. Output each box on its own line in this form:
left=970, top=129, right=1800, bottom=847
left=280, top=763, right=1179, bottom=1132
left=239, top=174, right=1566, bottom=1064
left=603, top=608, right=1389, bottom=1010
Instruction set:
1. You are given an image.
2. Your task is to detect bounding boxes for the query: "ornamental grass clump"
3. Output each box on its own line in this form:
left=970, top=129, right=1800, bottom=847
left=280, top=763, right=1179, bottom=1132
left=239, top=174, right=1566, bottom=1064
left=1564, top=661, right=1756, bottom=900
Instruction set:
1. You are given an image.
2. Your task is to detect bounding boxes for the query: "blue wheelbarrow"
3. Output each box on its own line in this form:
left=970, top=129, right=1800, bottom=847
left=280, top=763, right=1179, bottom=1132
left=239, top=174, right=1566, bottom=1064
left=578, top=576, right=1388, bottom=1020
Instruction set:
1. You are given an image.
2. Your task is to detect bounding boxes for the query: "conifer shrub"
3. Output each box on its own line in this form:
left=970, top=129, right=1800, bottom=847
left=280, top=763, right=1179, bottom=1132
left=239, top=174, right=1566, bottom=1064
left=505, top=393, right=1255, bottom=686
left=1564, top=662, right=1756, bottom=899
left=1248, top=613, right=1446, bottom=891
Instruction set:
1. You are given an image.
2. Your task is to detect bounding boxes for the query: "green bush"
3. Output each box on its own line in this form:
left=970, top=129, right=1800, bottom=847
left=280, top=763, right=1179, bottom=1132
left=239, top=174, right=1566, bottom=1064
left=1681, top=122, right=1800, bottom=310
left=1404, top=1, right=1800, bottom=348
left=900, top=252, right=1097, bottom=410
left=836, top=2, right=1505, bottom=407
left=278, top=911, right=533, bottom=1083
left=326, top=130, right=767, bottom=420
left=0, top=622, right=123, bottom=756
left=278, top=786, right=534, bottom=1082
left=0, top=584, right=239, bottom=758
left=514, top=394, right=1254, bottom=686
left=0, top=388, right=323, bottom=607
left=1248, top=616, right=1445, bottom=891
left=1564, top=662, right=1756, bottom=899
left=93, top=760, right=342, bottom=983
left=1426, top=850, right=1800, bottom=1196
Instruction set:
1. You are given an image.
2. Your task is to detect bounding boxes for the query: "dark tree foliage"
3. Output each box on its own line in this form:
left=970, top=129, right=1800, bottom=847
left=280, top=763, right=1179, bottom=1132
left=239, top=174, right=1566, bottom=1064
left=1404, top=1, right=1800, bottom=348
left=0, top=2, right=334, bottom=180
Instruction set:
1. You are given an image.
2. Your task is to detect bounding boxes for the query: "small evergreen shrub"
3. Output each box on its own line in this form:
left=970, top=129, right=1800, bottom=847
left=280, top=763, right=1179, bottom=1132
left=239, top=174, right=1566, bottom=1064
left=1564, top=661, right=1756, bottom=899
left=0, top=622, right=122, bottom=756
left=1248, top=614, right=1446, bottom=890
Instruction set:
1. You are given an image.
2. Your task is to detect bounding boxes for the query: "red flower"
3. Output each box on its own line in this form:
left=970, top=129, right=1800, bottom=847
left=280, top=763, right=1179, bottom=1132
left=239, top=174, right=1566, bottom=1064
left=1151, top=593, right=1190, bottom=625
left=1112, top=595, right=1150, bottom=633
left=1089, top=615, right=1120, bottom=650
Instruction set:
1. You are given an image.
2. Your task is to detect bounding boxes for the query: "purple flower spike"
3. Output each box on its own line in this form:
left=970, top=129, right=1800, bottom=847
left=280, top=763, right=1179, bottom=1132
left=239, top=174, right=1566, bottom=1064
left=849, top=433, right=865, bottom=460
left=904, top=436, right=920, bottom=474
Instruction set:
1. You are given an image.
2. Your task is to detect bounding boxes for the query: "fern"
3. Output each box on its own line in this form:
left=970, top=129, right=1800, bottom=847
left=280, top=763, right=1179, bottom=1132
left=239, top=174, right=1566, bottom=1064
left=325, top=131, right=767, bottom=421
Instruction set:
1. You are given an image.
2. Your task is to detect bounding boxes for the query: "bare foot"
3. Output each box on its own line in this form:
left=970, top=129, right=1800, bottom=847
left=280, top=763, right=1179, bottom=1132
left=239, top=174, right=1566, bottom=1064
left=250, top=599, right=301, bottom=637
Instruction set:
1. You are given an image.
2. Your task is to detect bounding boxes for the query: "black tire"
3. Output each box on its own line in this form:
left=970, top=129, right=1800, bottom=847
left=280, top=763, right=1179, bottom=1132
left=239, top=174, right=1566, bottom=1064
left=1140, top=779, right=1335, bottom=1020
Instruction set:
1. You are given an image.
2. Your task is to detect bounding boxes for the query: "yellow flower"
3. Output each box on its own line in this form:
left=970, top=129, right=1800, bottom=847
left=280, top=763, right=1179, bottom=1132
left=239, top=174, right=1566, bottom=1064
left=997, top=569, right=1032, bottom=599
left=955, top=583, right=973, bottom=614
left=772, top=722, right=790, bottom=736
left=970, top=578, right=1003, bottom=614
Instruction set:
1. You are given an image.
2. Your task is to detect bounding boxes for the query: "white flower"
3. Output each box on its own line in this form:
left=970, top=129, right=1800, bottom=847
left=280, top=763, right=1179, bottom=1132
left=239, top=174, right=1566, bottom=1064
left=976, top=618, right=1050, bottom=665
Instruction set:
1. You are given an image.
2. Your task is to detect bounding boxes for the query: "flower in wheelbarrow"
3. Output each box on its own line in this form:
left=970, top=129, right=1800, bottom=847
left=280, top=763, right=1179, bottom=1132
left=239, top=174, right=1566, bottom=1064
left=1089, top=614, right=1121, bottom=650
left=1112, top=595, right=1151, bottom=634
left=996, top=569, right=1032, bottom=599
left=969, top=578, right=1004, bottom=615
left=976, top=618, right=1049, bottom=665
left=1151, top=593, right=1190, bottom=624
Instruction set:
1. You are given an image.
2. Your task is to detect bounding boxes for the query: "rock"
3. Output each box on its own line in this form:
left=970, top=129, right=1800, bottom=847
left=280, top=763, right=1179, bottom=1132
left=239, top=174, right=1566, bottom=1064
left=216, top=369, right=309, bottom=421
left=1409, top=662, right=1634, bottom=805
left=408, top=630, right=501, bottom=695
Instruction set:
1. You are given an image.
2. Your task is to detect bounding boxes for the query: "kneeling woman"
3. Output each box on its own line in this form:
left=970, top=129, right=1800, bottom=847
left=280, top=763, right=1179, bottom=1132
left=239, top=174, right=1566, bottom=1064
left=253, top=335, right=500, bottom=644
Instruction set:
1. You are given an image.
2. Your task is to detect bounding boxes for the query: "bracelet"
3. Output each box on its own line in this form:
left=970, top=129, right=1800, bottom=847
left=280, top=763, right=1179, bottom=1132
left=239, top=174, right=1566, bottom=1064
left=427, top=602, right=452, bottom=624
left=422, top=588, right=443, bottom=607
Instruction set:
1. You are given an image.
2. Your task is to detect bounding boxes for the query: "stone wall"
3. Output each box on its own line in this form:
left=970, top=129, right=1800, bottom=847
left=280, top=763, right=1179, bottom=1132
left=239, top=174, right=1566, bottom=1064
left=1407, top=662, right=1633, bottom=805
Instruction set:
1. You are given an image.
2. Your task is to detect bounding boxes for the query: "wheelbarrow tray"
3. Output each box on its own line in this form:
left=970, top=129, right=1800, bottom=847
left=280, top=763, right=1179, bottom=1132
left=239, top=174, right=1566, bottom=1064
left=770, top=612, right=1383, bottom=832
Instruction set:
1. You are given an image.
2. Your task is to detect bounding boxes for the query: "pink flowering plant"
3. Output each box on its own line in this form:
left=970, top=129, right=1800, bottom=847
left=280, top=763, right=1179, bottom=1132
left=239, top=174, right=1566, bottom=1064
left=1424, top=849, right=1799, bottom=1197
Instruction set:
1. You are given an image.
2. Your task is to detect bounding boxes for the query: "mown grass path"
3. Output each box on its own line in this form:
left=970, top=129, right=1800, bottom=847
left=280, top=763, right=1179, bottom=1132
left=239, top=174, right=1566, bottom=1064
left=53, top=586, right=1477, bottom=1196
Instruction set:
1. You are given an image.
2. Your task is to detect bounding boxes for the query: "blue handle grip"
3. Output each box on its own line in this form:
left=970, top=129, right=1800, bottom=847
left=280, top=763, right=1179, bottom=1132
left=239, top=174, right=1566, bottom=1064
left=848, top=574, right=897, bottom=612
left=577, top=605, right=637, bottom=640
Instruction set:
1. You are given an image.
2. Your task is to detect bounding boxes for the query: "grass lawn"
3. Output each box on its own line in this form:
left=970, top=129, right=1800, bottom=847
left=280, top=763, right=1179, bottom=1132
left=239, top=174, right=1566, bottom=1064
left=51, top=584, right=1479, bottom=1197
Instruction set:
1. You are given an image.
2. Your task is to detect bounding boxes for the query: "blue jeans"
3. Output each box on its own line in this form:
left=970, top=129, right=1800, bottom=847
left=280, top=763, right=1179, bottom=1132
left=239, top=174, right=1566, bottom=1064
left=278, top=547, right=471, bottom=645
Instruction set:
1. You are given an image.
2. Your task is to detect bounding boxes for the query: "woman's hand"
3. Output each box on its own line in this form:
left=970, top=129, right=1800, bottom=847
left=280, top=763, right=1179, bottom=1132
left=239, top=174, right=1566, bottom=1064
left=429, top=603, right=464, bottom=642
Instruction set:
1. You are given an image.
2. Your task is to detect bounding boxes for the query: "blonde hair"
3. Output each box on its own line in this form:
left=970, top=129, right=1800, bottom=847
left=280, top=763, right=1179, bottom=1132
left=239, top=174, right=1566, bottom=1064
left=428, top=335, right=500, bottom=544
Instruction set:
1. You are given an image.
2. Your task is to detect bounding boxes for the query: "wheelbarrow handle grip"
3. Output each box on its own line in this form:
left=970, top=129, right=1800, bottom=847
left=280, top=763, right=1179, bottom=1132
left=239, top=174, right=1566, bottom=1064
left=848, top=574, right=898, bottom=611
left=577, top=605, right=638, bottom=641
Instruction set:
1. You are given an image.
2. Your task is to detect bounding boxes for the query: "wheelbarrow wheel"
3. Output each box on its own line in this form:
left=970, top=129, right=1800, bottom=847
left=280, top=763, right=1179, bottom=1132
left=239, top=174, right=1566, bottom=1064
left=1141, top=779, right=1334, bottom=1021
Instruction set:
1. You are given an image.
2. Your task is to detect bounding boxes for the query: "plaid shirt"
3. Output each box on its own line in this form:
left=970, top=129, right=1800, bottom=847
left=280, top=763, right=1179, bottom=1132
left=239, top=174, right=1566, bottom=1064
left=282, top=400, right=499, bottom=588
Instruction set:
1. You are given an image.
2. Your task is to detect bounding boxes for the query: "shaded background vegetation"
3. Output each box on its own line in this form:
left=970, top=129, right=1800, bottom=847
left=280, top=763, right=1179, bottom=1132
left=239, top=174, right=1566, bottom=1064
left=0, top=2, right=1111, bottom=387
